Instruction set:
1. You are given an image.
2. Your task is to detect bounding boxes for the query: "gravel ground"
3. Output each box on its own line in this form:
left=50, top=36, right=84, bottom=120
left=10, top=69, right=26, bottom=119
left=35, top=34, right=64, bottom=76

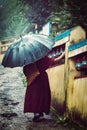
left=0, top=64, right=86, bottom=130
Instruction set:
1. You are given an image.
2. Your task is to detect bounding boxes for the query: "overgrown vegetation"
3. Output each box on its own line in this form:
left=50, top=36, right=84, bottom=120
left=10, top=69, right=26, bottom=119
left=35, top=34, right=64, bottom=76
left=50, top=106, right=86, bottom=130
left=18, top=69, right=27, bottom=87
left=0, top=0, right=87, bottom=40
left=24, top=0, right=87, bottom=33
left=0, top=0, right=29, bottom=40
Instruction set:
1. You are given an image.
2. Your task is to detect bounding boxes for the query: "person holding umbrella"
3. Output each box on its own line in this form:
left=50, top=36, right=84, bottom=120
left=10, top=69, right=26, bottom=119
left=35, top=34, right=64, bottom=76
left=23, top=51, right=65, bottom=122
left=1, top=33, right=65, bottom=122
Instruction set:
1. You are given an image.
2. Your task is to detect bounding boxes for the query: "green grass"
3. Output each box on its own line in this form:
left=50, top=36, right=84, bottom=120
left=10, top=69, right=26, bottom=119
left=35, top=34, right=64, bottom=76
left=18, top=69, right=27, bottom=87
left=50, top=106, right=86, bottom=130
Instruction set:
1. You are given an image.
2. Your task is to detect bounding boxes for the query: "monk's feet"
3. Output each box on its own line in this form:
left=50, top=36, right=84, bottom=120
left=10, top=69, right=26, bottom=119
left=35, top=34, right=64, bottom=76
left=33, top=113, right=44, bottom=122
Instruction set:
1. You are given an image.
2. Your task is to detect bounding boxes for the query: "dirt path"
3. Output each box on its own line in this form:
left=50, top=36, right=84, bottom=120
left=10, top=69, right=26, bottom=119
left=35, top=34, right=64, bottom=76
left=0, top=64, right=86, bottom=130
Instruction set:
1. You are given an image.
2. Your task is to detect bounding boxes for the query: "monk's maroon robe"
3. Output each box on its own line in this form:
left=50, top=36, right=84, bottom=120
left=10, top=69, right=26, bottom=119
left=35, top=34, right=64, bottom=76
left=23, top=56, right=53, bottom=114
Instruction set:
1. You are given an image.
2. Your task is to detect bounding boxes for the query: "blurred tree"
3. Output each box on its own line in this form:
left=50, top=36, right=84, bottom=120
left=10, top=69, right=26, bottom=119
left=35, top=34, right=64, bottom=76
left=24, top=0, right=87, bottom=34
left=0, top=0, right=29, bottom=40
left=0, top=0, right=87, bottom=40
left=66, top=0, right=87, bottom=33
left=45, top=0, right=87, bottom=33
left=23, top=0, right=51, bottom=32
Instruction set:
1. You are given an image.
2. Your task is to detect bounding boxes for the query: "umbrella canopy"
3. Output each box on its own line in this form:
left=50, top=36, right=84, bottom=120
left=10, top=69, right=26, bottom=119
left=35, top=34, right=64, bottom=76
left=2, top=34, right=54, bottom=67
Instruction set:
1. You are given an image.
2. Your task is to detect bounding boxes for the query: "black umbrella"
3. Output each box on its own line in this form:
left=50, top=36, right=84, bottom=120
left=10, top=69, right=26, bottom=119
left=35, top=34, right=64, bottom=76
left=2, top=34, right=54, bottom=67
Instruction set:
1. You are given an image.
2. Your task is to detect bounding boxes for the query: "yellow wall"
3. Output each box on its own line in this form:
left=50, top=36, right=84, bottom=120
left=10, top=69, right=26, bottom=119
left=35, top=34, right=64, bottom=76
left=47, top=65, right=65, bottom=103
left=69, top=26, right=86, bottom=44
left=66, top=26, right=87, bottom=126
left=47, top=25, right=87, bottom=126
left=47, top=64, right=66, bottom=114
left=72, top=78, right=87, bottom=115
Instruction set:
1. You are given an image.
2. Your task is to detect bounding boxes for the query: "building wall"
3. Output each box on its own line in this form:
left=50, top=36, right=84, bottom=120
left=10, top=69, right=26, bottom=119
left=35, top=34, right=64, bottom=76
left=47, top=25, right=87, bottom=127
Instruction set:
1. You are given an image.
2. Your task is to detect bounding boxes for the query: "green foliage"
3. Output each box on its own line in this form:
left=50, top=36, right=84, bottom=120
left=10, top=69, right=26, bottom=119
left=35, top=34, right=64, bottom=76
left=50, top=106, right=86, bottom=130
left=50, top=106, right=67, bottom=123
left=18, top=69, right=27, bottom=87
left=24, top=0, right=87, bottom=33
left=0, top=0, right=29, bottom=40
left=24, top=0, right=51, bottom=25
left=48, top=0, right=87, bottom=32
left=0, top=0, right=87, bottom=40
left=66, top=0, right=87, bottom=31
